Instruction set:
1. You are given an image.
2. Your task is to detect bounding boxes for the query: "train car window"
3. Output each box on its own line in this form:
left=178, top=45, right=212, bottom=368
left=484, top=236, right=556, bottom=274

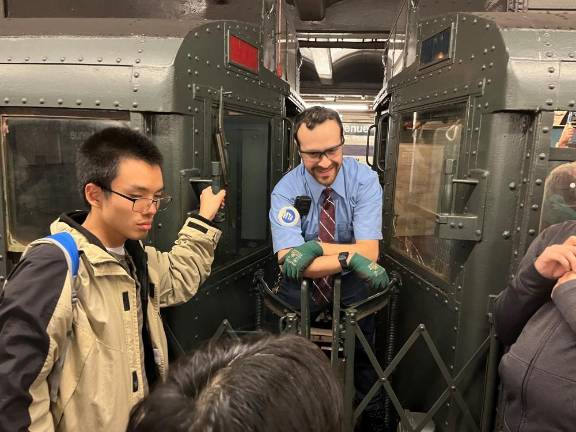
left=540, top=161, right=576, bottom=231
left=216, top=112, right=270, bottom=261
left=391, top=105, right=465, bottom=280
left=1, top=115, right=129, bottom=250
left=420, top=27, right=452, bottom=69
left=552, top=110, right=576, bottom=148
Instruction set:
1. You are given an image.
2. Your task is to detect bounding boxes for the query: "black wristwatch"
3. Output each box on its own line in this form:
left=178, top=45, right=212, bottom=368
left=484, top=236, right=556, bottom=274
left=338, top=252, right=350, bottom=272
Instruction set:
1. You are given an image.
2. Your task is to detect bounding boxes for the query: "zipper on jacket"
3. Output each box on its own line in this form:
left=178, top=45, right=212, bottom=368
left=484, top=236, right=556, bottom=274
left=132, top=371, right=139, bottom=392
left=518, top=319, right=561, bottom=431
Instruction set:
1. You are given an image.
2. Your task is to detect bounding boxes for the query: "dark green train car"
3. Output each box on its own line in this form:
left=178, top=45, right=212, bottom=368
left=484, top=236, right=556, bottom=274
left=0, top=17, right=299, bottom=351
left=373, top=10, right=576, bottom=432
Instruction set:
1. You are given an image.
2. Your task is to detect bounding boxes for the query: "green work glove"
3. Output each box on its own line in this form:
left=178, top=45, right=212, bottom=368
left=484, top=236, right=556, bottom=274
left=282, top=241, right=323, bottom=280
left=348, top=253, right=389, bottom=291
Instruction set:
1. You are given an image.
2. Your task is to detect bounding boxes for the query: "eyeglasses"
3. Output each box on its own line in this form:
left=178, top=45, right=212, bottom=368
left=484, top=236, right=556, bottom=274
left=102, top=187, right=172, bottom=213
left=299, top=142, right=344, bottom=162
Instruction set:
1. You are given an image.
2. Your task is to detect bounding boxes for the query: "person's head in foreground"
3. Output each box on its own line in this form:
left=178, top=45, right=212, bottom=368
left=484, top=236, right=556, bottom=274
left=126, top=333, right=343, bottom=432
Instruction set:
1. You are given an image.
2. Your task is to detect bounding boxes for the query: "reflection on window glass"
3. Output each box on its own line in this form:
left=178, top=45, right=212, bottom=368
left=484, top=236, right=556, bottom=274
left=216, top=112, right=270, bottom=263
left=540, top=162, right=576, bottom=231
left=391, top=106, right=465, bottom=280
left=342, top=122, right=373, bottom=166
left=2, top=116, right=128, bottom=249
left=552, top=110, right=576, bottom=148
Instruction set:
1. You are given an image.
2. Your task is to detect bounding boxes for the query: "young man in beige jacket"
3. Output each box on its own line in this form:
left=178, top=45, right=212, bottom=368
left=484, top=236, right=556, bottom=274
left=0, top=127, right=226, bottom=431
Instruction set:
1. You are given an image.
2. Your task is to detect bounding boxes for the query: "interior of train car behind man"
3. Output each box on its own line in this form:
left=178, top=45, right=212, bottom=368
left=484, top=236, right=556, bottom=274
left=269, top=106, right=388, bottom=432
left=0, top=127, right=225, bottom=432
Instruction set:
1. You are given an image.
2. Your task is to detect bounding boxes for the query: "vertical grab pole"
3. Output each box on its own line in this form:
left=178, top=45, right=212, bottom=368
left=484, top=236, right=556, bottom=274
left=300, top=279, right=311, bottom=339
left=331, top=275, right=342, bottom=369
left=343, top=308, right=358, bottom=432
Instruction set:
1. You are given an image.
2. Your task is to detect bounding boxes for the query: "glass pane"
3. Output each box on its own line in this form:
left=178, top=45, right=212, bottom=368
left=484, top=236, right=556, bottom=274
left=551, top=110, right=576, bottom=148
left=391, top=105, right=466, bottom=280
left=540, top=161, right=576, bottom=230
left=216, top=112, right=270, bottom=263
left=2, top=116, right=129, bottom=249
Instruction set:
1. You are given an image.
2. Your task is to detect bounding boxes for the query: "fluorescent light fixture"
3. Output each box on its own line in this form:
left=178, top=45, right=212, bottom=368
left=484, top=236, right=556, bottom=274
left=318, top=103, right=372, bottom=112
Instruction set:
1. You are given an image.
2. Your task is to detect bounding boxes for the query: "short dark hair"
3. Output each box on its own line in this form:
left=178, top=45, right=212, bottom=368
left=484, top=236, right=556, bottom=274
left=76, top=127, right=163, bottom=206
left=127, top=334, right=343, bottom=432
left=293, top=106, right=344, bottom=147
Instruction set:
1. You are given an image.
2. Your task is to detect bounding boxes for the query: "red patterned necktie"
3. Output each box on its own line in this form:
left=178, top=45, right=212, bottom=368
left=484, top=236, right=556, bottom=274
left=312, top=188, right=336, bottom=304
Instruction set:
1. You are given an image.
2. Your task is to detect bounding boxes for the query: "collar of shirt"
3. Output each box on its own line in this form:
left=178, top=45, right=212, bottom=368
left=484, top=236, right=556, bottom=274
left=303, top=163, right=346, bottom=204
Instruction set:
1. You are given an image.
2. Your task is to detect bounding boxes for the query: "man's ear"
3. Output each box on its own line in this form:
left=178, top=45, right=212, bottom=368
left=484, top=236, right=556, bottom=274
left=84, top=183, right=103, bottom=208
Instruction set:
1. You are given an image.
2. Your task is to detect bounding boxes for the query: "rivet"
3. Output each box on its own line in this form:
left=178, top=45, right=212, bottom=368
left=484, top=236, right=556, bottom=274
left=76, top=99, right=82, bottom=105
left=187, top=84, right=192, bottom=90
left=470, top=54, right=475, bottom=60
left=187, top=53, right=192, bottom=59
left=535, top=179, right=543, bottom=185
left=138, top=49, right=143, bottom=53
left=25, top=57, right=30, bottom=62
left=206, top=27, right=211, bottom=33
left=206, top=60, right=211, bottom=65
left=132, top=102, right=138, bottom=108
left=194, top=32, right=199, bottom=37
left=133, top=87, right=138, bottom=92
left=549, top=84, right=555, bottom=90
left=569, top=52, right=575, bottom=58
left=216, top=64, right=221, bottom=69
left=485, top=24, right=490, bottom=29
left=134, top=72, right=140, bottom=78
left=491, top=45, right=496, bottom=51
left=529, top=229, right=536, bottom=236
left=568, top=101, right=575, bottom=107
left=187, top=106, right=192, bottom=111
left=487, top=79, right=492, bottom=85
left=41, top=56, right=47, bottom=61
left=546, top=99, right=554, bottom=106
left=478, top=81, right=483, bottom=87
left=135, top=58, right=141, bottom=64
left=489, top=62, right=494, bottom=68
left=39, top=98, right=45, bottom=104
left=97, top=57, right=103, bottom=62
left=116, top=57, right=122, bottom=63
left=57, top=98, right=63, bottom=104
left=21, top=98, right=27, bottom=104
left=78, top=57, right=83, bottom=62
left=194, top=129, right=199, bottom=134
left=114, top=101, right=120, bottom=107
left=508, top=182, right=516, bottom=190
left=217, top=25, right=221, bottom=30
left=3, top=97, right=9, bottom=103
left=483, top=48, right=488, bottom=54
left=95, top=100, right=101, bottom=106
left=548, top=66, right=555, bottom=73
left=195, top=56, right=199, bottom=61
left=7, top=57, right=12, bottom=61
left=542, top=126, right=550, bottom=133
left=539, top=153, right=546, bottom=160
left=60, top=57, right=66, bottom=62
left=473, top=18, right=478, bottom=23
left=531, top=204, right=539, bottom=211
left=194, top=107, right=199, bottom=113
left=485, top=102, right=489, bottom=107
left=475, top=230, right=482, bottom=236
left=546, top=51, right=553, bottom=57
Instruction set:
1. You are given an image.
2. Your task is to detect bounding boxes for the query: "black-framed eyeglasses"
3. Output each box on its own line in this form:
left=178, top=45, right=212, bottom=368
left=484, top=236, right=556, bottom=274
left=102, top=187, right=172, bottom=213
left=298, top=142, right=344, bottom=162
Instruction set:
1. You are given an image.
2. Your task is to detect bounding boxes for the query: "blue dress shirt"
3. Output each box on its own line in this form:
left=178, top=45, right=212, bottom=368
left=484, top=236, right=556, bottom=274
left=270, top=157, right=383, bottom=253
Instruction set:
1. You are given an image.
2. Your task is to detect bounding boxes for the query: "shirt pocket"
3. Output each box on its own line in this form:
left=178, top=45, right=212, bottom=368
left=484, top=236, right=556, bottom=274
left=337, top=223, right=353, bottom=244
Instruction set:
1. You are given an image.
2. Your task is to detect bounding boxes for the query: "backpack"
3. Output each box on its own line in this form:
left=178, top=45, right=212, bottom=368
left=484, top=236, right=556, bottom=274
left=24, top=232, right=80, bottom=402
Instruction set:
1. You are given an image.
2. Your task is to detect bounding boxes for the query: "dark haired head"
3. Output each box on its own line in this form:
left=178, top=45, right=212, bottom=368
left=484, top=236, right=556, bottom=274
left=127, top=333, right=343, bottom=432
left=293, top=106, right=344, bottom=147
left=76, top=127, right=163, bottom=206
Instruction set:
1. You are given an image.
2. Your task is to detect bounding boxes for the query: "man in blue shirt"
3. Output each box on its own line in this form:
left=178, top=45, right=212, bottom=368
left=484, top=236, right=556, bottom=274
left=269, top=106, right=387, bottom=431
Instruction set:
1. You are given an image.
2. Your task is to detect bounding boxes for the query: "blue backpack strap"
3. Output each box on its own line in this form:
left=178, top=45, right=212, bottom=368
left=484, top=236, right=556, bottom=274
left=46, top=232, right=80, bottom=278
